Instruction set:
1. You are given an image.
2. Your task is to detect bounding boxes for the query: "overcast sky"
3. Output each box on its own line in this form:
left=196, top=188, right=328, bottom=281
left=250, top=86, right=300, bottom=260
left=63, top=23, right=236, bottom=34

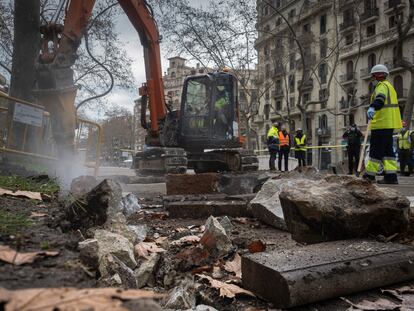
left=105, top=1, right=206, bottom=116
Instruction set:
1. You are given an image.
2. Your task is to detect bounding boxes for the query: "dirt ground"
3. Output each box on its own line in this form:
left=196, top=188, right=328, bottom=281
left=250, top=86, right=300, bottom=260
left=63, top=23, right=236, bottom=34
left=1, top=184, right=414, bottom=311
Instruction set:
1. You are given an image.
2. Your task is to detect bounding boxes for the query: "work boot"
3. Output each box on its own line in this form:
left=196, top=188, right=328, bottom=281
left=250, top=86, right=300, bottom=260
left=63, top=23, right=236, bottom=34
left=377, top=174, right=399, bottom=185
left=362, top=173, right=375, bottom=182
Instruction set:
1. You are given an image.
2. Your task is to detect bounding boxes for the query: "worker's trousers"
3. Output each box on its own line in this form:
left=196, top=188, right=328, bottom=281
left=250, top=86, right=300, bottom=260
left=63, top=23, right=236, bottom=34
left=295, top=150, right=306, bottom=167
left=278, top=146, right=290, bottom=171
left=366, top=129, right=398, bottom=182
left=269, top=148, right=278, bottom=170
left=347, top=144, right=360, bottom=174
left=399, top=149, right=413, bottom=176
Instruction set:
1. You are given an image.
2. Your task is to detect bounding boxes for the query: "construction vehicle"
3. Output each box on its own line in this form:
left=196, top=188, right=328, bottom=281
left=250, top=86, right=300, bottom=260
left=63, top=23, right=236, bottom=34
left=35, top=0, right=258, bottom=174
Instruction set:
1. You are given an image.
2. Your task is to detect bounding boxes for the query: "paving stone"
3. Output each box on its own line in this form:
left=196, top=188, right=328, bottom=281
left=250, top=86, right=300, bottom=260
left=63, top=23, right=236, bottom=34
left=242, top=240, right=414, bottom=308
left=165, top=200, right=251, bottom=218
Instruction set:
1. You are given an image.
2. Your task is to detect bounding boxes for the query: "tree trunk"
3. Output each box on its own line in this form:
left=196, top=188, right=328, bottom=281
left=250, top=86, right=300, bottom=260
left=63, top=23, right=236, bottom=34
left=403, top=70, right=414, bottom=129
left=8, top=0, right=40, bottom=151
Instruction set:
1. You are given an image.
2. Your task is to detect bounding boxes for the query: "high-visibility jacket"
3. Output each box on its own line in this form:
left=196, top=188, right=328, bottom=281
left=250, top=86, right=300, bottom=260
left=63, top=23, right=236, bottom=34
left=370, top=80, right=402, bottom=130
left=267, top=126, right=279, bottom=139
left=294, top=135, right=307, bottom=151
left=279, top=131, right=290, bottom=146
left=398, top=130, right=412, bottom=150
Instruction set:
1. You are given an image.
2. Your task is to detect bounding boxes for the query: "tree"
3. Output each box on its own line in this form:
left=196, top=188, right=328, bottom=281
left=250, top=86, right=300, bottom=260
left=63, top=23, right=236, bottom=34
left=0, top=0, right=134, bottom=115
left=152, top=0, right=272, bottom=148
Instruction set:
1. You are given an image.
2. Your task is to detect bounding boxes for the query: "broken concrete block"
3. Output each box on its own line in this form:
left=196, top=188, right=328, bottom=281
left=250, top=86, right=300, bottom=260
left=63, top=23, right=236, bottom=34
left=242, top=240, right=414, bottom=308
left=218, top=216, right=233, bottom=233
left=164, top=279, right=196, bottom=310
left=166, top=200, right=251, bottom=219
left=135, top=253, right=161, bottom=288
left=250, top=179, right=291, bottom=230
left=279, top=176, right=410, bottom=243
left=121, top=193, right=142, bottom=217
left=78, top=238, right=99, bottom=269
left=200, top=216, right=233, bottom=257
left=66, top=179, right=123, bottom=230
left=166, top=173, right=219, bottom=195
left=70, top=175, right=98, bottom=197
left=94, top=229, right=137, bottom=270
left=217, top=171, right=274, bottom=195
left=99, top=254, right=138, bottom=288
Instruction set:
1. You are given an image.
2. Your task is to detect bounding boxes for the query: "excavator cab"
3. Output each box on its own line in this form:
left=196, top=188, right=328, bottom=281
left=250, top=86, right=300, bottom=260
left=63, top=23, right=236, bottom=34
left=178, top=72, right=241, bottom=151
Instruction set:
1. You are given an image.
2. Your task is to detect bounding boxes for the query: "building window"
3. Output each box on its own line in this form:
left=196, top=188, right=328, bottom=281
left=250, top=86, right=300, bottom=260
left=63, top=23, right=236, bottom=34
left=320, top=38, right=327, bottom=58
left=303, top=93, right=310, bottom=104
left=319, top=114, right=328, bottom=129
left=264, top=104, right=270, bottom=120
left=276, top=0, right=282, bottom=8
left=289, top=75, right=295, bottom=93
left=389, top=13, right=403, bottom=29
left=368, top=53, right=376, bottom=71
left=346, top=60, right=354, bottom=79
left=265, top=64, right=270, bottom=79
left=289, top=96, right=295, bottom=107
left=288, top=8, right=296, bottom=18
left=276, top=100, right=282, bottom=111
left=276, top=17, right=282, bottom=26
left=289, top=53, right=295, bottom=70
left=303, top=23, right=311, bottom=33
left=319, top=63, right=327, bottom=84
left=394, top=75, right=403, bottom=97
left=366, top=24, right=376, bottom=37
left=320, top=14, right=327, bottom=34
left=345, top=33, right=353, bottom=45
left=175, top=90, right=180, bottom=96
left=171, top=71, right=176, bottom=78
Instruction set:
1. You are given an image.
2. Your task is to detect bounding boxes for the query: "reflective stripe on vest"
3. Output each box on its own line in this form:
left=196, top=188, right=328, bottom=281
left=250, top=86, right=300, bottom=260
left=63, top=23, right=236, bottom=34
left=279, top=132, right=290, bottom=146
left=398, top=131, right=411, bottom=149
left=370, top=80, right=402, bottom=130
left=295, top=135, right=306, bottom=151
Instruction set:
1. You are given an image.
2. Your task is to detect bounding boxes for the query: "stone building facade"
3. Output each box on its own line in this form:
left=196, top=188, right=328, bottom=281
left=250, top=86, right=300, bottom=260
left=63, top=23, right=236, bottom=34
left=255, top=0, right=414, bottom=167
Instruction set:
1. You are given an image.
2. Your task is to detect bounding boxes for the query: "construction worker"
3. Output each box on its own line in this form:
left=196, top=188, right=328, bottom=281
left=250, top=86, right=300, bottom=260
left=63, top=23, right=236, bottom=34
left=214, top=86, right=230, bottom=136
left=397, top=120, right=413, bottom=176
left=363, top=64, right=402, bottom=184
left=343, top=123, right=363, bottom=175
left=267, top=122, right=279, bottom=170
left=294, top=128, right=307, bottom=167
left=278, top=125, right=291, bottom=171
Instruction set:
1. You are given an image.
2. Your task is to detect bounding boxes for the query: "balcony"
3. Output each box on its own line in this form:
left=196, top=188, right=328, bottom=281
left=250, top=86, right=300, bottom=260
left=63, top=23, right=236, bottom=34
left=253, top=114, right=264, bottom=123
left=317, top=127, right=331, bottom=137
left=384, top=0, right=406, bottom=14
left=397, top=88, right=408, bottom=101
left=339, top=72, right=357, bottom=85
left=360, top=8, right=379, bottom=23
left=296, top=54, right=317, bottom=69
left=274, top=88, right=284, bottom=98
left=339, top=19, right=356, bottom=32
left=297, top=78, right=314, bottom=91
left=384, top=57, right=412, bottom=73
left=360, top=67, right=372, bottom=80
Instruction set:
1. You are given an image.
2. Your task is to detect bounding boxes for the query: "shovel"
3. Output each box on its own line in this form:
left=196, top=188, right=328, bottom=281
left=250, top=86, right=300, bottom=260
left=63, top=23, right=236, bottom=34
left=356, top=120, right=371, bottom=177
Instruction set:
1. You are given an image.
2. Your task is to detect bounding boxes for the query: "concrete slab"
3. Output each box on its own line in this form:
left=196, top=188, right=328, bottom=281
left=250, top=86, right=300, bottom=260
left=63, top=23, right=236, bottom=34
left=166, top=173, right=219, bottom=195
left=165, top=200, right=251, bottom=218
left=242, top=240, right=414, bottom=308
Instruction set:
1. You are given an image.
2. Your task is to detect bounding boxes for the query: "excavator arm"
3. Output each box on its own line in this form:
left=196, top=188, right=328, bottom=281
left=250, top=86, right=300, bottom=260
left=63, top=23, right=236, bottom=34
left=36, top=0, right=166, bottom=156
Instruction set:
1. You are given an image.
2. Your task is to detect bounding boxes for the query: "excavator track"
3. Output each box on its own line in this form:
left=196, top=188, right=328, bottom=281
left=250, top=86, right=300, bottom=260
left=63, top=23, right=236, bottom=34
left=134, top=147, right=187, bottom=175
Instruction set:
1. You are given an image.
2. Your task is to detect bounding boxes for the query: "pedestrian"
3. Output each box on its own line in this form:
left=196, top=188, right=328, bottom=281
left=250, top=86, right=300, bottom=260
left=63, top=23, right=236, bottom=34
left=343, top=123, right=363, bottom=175
left=363, top=64, right=402, bottom=184
left=267, top=122, right=279, bottom=171
left=397, top=120, right=413, bottom=176
left=278, top=125, right=291, bottom=171
left=294, top=128, right=307, bottom=167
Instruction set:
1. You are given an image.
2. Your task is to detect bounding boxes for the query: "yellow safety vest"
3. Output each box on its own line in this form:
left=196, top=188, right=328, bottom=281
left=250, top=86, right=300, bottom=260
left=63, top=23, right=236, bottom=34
left=398, top=130, right=411, bottom=149
left=370, top=80, right=402, bottom=130
left=294, top=135, right=307, bottom=151
left=267, top=126, right=279, bottom=139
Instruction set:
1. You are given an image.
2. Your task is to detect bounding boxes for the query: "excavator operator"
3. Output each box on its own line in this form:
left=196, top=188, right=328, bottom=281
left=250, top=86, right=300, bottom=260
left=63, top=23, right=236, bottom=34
left=214, top=85, right=231, bottom=137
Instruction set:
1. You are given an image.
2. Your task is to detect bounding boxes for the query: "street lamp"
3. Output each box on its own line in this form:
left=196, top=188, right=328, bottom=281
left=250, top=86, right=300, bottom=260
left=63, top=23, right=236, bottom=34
left=317, top=128, right=323, bottom=170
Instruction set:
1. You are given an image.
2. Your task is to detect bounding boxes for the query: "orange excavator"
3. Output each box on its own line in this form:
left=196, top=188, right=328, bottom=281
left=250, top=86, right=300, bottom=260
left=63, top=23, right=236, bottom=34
left=35, top=0, right=258, bottom=174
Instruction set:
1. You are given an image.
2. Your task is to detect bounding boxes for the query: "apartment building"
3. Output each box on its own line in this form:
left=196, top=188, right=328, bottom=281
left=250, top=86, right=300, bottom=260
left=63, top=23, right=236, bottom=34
left=255, top=0, right=414, bottom=167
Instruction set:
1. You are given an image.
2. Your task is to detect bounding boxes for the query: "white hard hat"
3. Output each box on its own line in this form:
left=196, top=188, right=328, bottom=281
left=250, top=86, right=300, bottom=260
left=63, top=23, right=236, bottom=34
left=297, top=128, right=302, bottom=131
left=370, top=64, right=389, bottom=75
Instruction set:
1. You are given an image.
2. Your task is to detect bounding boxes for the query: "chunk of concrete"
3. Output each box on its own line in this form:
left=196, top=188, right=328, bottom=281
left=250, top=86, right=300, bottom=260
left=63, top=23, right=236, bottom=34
left=250, top=179, right=290, bottom=230
left=166, top=173, right=219, bottom=195
left=79, top=238, right=99, bottom=269
left=166, top=200, right=251, bottom=219
left=242, top=240, right=414, bottom=308
left=66, top=179, right=123, bottom=230
left=135, top=253, right=161, bottom=288
left=279, top=176, right=410, bottom=243
left=200, top=216, right=233, bottom=257
left=164, top=279, right=196, bottom=310
left=217, top=171, right=274, bottom=195
left=70, top=175, right=99, bottom=197
left=94, top=229, right=137, bottom=270
left=99, top=254, right=138, bottom=288
left=121, top=193, right=142, bottom=217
